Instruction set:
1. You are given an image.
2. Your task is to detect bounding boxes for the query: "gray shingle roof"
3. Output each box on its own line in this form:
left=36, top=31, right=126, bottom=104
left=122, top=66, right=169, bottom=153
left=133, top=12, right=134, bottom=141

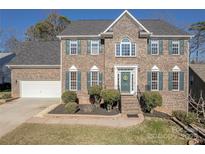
left=9, top=41, right=60, bottom=65
left=139, top=19, right=189, bottom=35
left=190, top=64, right=205, bottom=82
left=60, top=19, right=189, bottom=36
left=60, top=20, right=113, bottom=36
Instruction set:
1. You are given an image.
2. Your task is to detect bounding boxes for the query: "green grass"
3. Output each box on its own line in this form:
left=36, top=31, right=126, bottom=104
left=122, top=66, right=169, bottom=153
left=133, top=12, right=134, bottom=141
left=0, top=117, right=189, bottom=145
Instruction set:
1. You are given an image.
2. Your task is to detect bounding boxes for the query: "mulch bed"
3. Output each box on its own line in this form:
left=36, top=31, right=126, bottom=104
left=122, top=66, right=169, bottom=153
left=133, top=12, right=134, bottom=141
left=143, top=110, right=171, bottom=119
left=49, top=104, right=120, bottom=115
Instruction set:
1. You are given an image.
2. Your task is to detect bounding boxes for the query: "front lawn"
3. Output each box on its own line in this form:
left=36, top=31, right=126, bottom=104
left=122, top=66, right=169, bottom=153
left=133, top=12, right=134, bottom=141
left=0, top=117, right=190, bottom=144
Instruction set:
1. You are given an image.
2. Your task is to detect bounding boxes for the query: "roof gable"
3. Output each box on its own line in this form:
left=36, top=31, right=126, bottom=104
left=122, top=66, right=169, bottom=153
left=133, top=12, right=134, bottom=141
left=103, top=10, right=150, bottom=34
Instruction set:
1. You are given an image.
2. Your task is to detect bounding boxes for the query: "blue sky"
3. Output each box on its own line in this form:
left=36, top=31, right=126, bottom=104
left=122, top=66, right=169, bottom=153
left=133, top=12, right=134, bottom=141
left=0, top=9, right=205, bottom=60
left=0, top=9, right=205, bottom=40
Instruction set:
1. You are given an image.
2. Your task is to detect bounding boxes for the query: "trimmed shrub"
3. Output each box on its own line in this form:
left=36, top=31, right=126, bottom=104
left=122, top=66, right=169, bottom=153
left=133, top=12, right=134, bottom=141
left=61, top=91, right=77, bottom=104
left=141, top=92, right=162, bottom=113
left=172, top=110, right=197, bottom=125
left=65, top=102, right=78, bottom=114
left=101, top=89, right=120, bottom=111
left=88, top=85, right=102, bottom=105
left=1, top=93, right=11, bottom=99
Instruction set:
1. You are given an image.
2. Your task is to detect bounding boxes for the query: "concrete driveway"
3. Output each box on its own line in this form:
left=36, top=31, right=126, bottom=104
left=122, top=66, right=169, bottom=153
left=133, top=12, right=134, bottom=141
left=0, top=98, right=59, bottom=138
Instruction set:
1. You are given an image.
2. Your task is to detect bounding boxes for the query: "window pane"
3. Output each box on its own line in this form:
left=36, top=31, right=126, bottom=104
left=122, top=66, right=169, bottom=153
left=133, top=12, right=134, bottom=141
left=151, top=71, right=158, bottom=90
left=70, top=41, right=77, bottom=55
left=151, top=40, right=159, bottom=55
left=131, top=44, right=136, bottom=56
left=121, top=44, right=131, bottom=56
left=172, top=41, right=179, bottom=54
left=91, top=71, right=99, bottom=86
left=116, top=44, right=120, bottom=56
left=91, top=41, right=99, bottom=55
left=172, top=72, right=179, bottom=90
left=70, top=72, right=77, bottom=90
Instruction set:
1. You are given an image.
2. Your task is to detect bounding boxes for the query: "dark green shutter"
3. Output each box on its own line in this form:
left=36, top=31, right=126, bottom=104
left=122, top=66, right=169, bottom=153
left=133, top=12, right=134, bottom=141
left=87, top=40, right=91, bottom=54
left=87, top=72, right=91, bottom=89
left=66, top=71, right=70, bottom=90
left=78, top=40, right=81, bottom=54
left=66, top=40, right=70, bottom=55
left=168, top=72, right=173, bottom=91
left=168, top=40, right=173, bottom=55
left=77, top=71, right=81, bottom=90
left=159, top=40, right=163, bottom=55
left=99, top=72, right=103, bottom=86
left=147, top=72, right=151, bottom=91
left=180, top=40, right=184, bottom=55
left=180, top=72, right=184, bottom=91
left=159, top=72, right=163, bottom=90
left=147, top=39, right=151, bottom=54
left=99, top=40, right=103, bottom=53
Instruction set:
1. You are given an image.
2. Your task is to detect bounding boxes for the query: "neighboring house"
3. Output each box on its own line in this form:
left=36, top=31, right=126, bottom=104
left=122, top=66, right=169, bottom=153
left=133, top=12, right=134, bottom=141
left=189, top=64, right=205, bottom=100
left=8, top=10, right=192, bottom=114
left=0, top=52, right=15, bottom=84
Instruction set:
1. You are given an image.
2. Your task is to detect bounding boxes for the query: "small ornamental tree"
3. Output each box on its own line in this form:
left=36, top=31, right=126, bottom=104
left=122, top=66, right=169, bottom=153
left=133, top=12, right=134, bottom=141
left=141, top=92, right=162, bottom=113
left=88, top=85, right=102, bottom=107
left=101, top=89, right=120, bottom=111
left=61, top=91, right=77, bottom=104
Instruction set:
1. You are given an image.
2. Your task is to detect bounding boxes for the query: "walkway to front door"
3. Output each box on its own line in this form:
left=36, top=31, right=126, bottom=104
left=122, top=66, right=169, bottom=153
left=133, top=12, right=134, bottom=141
left=114, top=65, right=138, bottom=95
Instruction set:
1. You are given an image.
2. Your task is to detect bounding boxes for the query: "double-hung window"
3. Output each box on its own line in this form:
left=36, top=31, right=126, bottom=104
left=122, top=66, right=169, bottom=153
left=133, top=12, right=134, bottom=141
left=70, top=71, right=77, bottom=91
left=116, top=38, right=136, bottom=57
left=151, top=40, right=159, bottom=55
left=70, top=40, right=78, bottom=55
left=90, top=71, right=99, bottom=86
left=151, top=71, right=159, bottom=91
left=172, top=41, right=180, bottom=55
left=172, top=72, right=179, bottom=90
left=91, top=40, right=100, bottom=55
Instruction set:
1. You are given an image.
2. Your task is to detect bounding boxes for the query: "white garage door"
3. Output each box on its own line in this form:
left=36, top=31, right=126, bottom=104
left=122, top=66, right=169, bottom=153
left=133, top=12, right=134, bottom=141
left=20, top=81, right=61, bottom=98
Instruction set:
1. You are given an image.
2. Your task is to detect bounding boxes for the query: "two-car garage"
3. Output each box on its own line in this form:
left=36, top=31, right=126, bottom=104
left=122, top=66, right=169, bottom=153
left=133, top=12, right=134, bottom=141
left=8, top=41, right=61, bottom=98
left=20, top=81, right=61, bottom=98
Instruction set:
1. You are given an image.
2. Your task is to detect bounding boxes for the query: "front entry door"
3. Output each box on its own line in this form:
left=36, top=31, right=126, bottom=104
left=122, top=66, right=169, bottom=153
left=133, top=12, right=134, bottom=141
left=121, top=72, right=130, bottom=93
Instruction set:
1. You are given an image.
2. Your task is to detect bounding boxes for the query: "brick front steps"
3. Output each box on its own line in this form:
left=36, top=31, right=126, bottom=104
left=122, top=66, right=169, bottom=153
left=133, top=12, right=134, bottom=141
left=121, top=95, right=142, bottom=116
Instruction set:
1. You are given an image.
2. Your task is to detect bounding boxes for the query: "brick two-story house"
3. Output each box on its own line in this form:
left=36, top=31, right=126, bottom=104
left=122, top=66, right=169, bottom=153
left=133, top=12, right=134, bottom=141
left=8, top=10, right=192, bottom=114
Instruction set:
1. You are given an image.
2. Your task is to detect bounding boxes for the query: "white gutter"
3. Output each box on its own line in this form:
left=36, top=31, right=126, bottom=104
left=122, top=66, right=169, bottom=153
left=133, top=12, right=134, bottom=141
left=57, top=35, right=100, bottom=39
left=7, top=65, right=60, bottom=69
left=150, top=35, right=194, bottom=38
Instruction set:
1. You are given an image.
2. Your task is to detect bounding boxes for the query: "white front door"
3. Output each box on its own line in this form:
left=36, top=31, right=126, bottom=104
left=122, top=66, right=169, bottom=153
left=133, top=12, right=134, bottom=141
left=20, top=81, right=61, bottom=98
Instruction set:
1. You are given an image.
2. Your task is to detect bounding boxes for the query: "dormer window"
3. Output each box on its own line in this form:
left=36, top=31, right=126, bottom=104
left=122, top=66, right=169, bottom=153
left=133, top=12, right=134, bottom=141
left=115, top=38, right=136, bottom=57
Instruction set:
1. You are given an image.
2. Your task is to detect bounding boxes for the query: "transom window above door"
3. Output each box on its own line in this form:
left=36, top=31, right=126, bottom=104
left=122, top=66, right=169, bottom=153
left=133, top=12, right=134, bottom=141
left=115, top=38, right=136, bottom=57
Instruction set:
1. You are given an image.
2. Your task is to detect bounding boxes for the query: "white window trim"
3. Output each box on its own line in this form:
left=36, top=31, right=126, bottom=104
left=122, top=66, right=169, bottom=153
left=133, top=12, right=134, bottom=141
left=114, top=65, right=138, bottom=95
left=91, top=40, right=100, bottom=55
left=115, top=41, right=136, bottom=57
left=172, top=40, right=180, bottom=55
left=151, top=40, right=159, bottom=55
left=172, top=71, right=180, bottom=91
left=151, top=71, right=159, bottom=91
left=69, top=40, right=78, bottom=55
left=90, top=71, right=100, bottom=86
left=69, top=70, right=78, bottom=91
